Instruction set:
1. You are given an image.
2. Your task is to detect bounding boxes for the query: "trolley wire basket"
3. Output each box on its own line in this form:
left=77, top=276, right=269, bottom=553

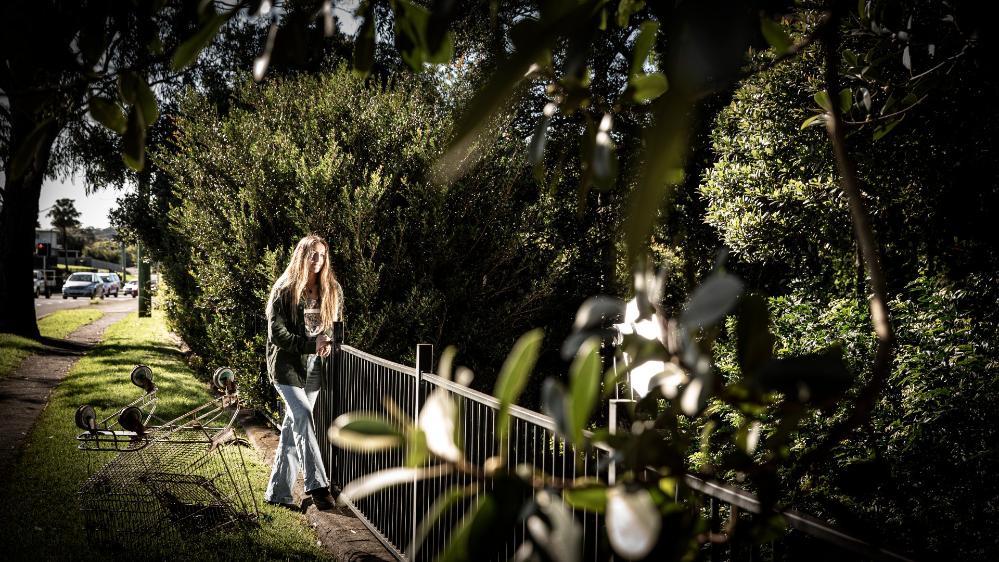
left=74, top=366, right=260, bottom=552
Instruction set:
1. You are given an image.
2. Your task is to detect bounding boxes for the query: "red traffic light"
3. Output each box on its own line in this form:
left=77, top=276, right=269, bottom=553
left=35, top=242, right=50, bottom=256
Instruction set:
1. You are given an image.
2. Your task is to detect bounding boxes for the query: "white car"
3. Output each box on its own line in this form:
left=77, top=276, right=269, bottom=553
left=62, top=272, right=105, bottom=300
left=123, top=280, right=139, bottom=298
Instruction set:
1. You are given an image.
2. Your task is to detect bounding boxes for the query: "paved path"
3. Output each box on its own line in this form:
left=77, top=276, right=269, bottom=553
left=0, top=299, right=135, bottom=473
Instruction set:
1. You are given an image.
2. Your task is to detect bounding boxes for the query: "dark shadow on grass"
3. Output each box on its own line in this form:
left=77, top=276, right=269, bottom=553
left=86, top=343, right=184, bottom=360
left=37, top=336, right=92, bottom=353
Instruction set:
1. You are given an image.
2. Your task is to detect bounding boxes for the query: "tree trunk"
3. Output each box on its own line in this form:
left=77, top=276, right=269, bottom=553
left=0, top=115, right=63, bottom=338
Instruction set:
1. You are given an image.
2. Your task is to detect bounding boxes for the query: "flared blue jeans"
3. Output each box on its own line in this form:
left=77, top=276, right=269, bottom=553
left=264, top=383, right=330, bottom=503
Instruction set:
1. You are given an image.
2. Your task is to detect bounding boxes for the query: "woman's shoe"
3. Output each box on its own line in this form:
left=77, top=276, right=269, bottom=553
left=307, top=487, right=337, bottom=510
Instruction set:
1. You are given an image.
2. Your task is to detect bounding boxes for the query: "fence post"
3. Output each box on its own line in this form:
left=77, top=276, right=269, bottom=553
left=413, top=343, right=434, bottom=559
left=607, top=398, right=634, bottom=485
left=328, top=321, right=345, bottom=488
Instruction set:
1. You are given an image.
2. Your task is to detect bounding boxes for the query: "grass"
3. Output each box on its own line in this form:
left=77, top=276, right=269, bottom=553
left=0, top=311, right=332, bottom=561
left=0, top=308, right=104, bottom=379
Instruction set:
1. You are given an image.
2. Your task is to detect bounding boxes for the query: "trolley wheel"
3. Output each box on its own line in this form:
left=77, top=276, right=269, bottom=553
left=130, top=364, right=155, bottom=392
left=213, top=367, right=235, bottom=390
left=118, top=406, right=145, bottom=434
left=75, top=404, right=97, bottom=432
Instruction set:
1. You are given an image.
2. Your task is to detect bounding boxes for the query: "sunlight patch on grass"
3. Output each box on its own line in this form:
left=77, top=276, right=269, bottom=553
left=0, top=308, right=104, bottom=379
left=0, top=311, right=332, bottom=561
left=38, top=308, right=103, bottom=340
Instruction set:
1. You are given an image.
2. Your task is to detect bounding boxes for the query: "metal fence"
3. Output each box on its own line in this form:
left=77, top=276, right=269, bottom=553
left=306, top=343, right=914, bottom=562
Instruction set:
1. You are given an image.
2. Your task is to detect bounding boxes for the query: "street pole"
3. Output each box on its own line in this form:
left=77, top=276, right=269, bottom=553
left=138, top=241, right=151, bottom=317
left=120, top=241, right=127, bottom=282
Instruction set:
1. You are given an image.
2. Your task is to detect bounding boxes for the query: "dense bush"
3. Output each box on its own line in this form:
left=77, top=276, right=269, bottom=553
left=698, top=31, right=999, bottom=558
left=150, top=67, right=604, bottom=413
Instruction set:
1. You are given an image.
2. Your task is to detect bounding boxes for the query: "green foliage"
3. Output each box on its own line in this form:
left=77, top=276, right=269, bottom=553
left=747, top=277, right=999, bottom=558
left=151, top=67, right=592, bottom=412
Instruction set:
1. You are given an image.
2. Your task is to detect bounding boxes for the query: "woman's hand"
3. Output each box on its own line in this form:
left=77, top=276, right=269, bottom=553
left=316, top=334, right=332, bottom=358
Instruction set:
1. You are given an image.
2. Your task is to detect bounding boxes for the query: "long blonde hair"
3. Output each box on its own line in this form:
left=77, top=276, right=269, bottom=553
left=268, top=234, right=343, bottom=332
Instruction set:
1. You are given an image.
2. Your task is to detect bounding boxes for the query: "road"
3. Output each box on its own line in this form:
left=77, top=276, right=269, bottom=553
left=34, top=293, right=138, bottom=320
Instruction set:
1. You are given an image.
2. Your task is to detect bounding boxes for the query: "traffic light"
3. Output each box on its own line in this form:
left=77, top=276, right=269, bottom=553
left=35, top=242, right=50, bottom=256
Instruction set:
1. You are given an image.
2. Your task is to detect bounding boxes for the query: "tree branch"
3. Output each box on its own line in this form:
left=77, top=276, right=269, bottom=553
left=789, top=0, right=895, bottom=480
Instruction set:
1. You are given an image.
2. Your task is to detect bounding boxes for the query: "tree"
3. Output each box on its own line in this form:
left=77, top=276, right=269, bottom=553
left=47, top=198, right=80, bottom=276
left=0, top=0, right=263, bottom=338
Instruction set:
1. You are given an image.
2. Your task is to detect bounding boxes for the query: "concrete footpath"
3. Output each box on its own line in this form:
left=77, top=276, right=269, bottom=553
left=237, top=410, right=396, bottom=562
left=0, top=299, right=134, bottom=474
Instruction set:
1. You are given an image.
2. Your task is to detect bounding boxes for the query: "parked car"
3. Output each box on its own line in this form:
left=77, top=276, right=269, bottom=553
left=100, top=273, right=122, bottom=297
left=123, top=280, right=139, bottom=298
left=62, top=272, right=105, bottom=300
left=33, top=269, right=50, bottom=298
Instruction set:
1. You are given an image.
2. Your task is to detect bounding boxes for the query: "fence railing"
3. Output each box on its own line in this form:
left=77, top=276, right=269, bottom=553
left=307, top=343, right=914, bottom=562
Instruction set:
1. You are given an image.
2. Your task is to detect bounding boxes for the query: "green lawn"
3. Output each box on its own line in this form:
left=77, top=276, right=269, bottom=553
left=0, top=309, right=104, bottom=379
left=0, top=311, right=331, bottom=561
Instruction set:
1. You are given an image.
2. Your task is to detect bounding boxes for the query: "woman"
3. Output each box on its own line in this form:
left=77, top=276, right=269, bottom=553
left=264, top=234, right=343, bottom=511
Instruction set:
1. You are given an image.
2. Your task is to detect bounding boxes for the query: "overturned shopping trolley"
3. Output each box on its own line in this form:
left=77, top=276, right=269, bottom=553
left=74, top=366, right=259, bottom=551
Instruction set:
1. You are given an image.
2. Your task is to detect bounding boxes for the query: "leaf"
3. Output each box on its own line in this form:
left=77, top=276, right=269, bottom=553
left=838, top=88, right=853, bottom=113
left=89, top=98, right=126, bottom=134
left=328, top=412, right=404, bottom=451
left=494, top=329, right=543, bottom=455
left=405, top=428, right=430, bottom=467
left=760, top=16, right=792, bottom=55
left=626, top=93, right=690, bottom=265
left=843, top=49, right=858, bottom=68
left=569, top=338, right=601, bottom=446
left=563, top=479, right=608, bottom=513
left=813, top=90, right=832, bottom=111
left=606, top=487, right=661, bottom=559
left=573, top=296, right=625, bottom=331
left=628, top=72, right=669, bottom=103
left=8, top=119, right=55, bottom=181
left=680, top=272, right=744, bottom=330
left=590, top=113, right=618, bottom=189
left=630, top=21, right=658, bottom=75
left=902, top=45, right=911, bottom=70
left=736, top=294, right=774, bottom=376
left=341, top=465, right=451, bottom=504
left=735, top=420, right=762, bottom=454
left=528, top=491, right=583, bottom=562
left=408, top=485, right=477, bottom=559
left=542, top=379, right=570, bottom=437
left=438, top=496, right=495, bottom=562
left=800, top=113, right=827, bottom=129
left=419, top=389, right=462, bottom=462
left=122, top=105, right=147, bottom=171
left=679, top=375, right=710, bottom=416
left=528, top=112, right=552, bottom=167
left=171, top=12, right=229, bottom=71
left=119, top=73, right=159, bottom=125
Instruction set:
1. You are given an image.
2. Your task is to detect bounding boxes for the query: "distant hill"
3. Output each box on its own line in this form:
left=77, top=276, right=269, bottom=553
left=91, top=227, right=117, bottom=241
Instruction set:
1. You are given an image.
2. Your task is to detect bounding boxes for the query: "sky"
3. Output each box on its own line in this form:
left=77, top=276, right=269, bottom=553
left=38, top=175, right=131, bottom=230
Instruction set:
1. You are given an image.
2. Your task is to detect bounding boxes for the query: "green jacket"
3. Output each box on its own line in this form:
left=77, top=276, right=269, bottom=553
left=266, top=291, right=329, bottom=392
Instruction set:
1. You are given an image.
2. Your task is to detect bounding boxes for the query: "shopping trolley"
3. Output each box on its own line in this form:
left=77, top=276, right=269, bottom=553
left=74, top=366, right=260, bottom=551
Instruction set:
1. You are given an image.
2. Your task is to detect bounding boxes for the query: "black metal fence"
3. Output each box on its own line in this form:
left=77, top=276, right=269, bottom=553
left=300, top=343, right=915, bottom=562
